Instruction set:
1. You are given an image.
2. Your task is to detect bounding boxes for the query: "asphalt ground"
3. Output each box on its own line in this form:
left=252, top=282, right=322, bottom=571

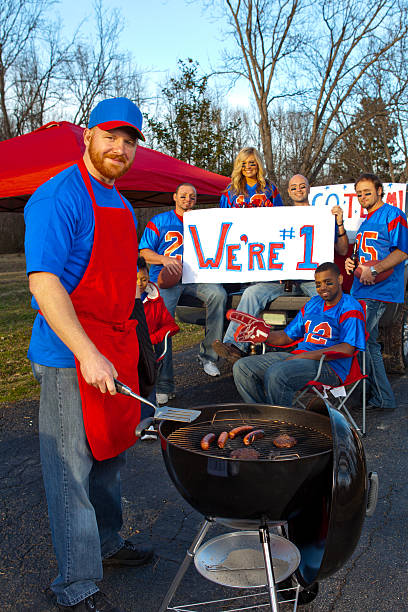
left=1, top=345, right=407, bottom=612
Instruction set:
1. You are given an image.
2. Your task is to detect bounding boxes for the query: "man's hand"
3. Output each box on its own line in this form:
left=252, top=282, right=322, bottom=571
left=162, top=256, right=183, bottom=275
left=344, top=257, right=356, bottom=275
left=356, top=264, right=376, bottom=285
left=331, top=205, right=344, bottom=225
left=79, top=348, right=118, bottom=394
left=227, top=310, right=271, bottom=344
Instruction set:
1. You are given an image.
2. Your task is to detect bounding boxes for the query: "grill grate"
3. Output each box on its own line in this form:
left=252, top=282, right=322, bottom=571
left=167, top=414, right=332, bottom=460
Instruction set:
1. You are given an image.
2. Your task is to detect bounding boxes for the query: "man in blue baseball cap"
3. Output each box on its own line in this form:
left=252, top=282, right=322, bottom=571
left=88, top=96, right=145, bottom=141
left=25, top=98, right=151, bottom=612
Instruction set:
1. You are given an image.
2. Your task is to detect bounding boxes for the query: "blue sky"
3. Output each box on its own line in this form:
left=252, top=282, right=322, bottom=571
left=57, top=0, right=251, bottom=107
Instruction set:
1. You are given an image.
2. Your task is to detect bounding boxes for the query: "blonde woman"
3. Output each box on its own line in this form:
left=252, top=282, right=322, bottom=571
left=214, top=147, right=284, bottom=364
left=219, top=147, right=283, bottom=208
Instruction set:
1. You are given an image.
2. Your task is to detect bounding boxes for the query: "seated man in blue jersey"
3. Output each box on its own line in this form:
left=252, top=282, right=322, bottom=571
left=231, top=262, right=366, bottom=407
left=139, top=183, right=227, bottom=405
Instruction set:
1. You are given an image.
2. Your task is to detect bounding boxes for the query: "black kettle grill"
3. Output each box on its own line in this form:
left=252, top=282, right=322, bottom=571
left=154, top=403, right=376, bottom=611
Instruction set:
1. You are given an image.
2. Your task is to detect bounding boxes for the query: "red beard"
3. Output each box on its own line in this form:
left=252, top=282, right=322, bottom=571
left=88, top=139, right=133, bottom=180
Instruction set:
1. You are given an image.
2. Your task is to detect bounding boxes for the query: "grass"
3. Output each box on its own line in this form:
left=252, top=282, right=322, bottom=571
left=0, top=253, right=204, bottom=405
left=173, top=318, right=204, bottom=352
left=0, top=255, right=39, bottom=404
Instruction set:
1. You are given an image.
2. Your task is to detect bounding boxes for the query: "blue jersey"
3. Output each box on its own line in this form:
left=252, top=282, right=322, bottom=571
left=351, top=204, right=408, bottom=303
left=285, top=294, right=366, bottom=382
left=24, top=163, right=137, bottom=367
left=219, top=182, right=283, bottom=208
left=139, top=209, right=184, bottom=283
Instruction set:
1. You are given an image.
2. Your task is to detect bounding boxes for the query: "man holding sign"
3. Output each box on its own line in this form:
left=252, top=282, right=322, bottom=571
left=214, top=174, right=349, bottom=364
left=139, top=183, right=227, bottom=405
left=345, top=173, right=408, bottom=411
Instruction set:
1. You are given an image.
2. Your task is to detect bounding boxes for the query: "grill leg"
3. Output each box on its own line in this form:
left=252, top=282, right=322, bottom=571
left=259, top=525, right=280, bottom=612
left=158, top=518, right=213, bottom=612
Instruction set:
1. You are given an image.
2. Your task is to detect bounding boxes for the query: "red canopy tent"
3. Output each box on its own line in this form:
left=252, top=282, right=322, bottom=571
left=0, top=121, right=229, bottom=212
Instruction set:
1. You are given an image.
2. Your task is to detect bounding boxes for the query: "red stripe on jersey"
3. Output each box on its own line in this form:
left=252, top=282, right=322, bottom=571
left=339, top=310, right=365, bottom=324
left=146, top=221, right=160, bottom=237
left=388, top=215, right=408, bottom=232
left=301, top=305, right=306, bottom=316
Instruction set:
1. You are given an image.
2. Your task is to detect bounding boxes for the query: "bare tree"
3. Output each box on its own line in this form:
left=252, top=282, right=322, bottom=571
left=299, top=0, right=408, bottom=182
left=220, top=0, right=307, bottom=182
left=0, top=0, right=59, bottom=139
left=328, top=96, right=402, bottom=183
left=64, top=0, right=146, bottom=126
left=269, top=106, right=314, bottom=189
left=12, top=25, right=72, bottom=134
left=368, top=38, right=408, bottom=182
left=0, top=0, right=148, bottom=140
left=214, top=0, right=408, bottom=183
left=394, top=107, right=408, bottom=181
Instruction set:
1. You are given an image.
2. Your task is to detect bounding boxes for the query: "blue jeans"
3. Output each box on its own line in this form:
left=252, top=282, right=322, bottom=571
left=364, top=299, right=396, bottom=408
left=32, top=363, right=126, bottom=606
left=224, top=281, right=317, bottom=352
left=157, top=282, right=227, bottom=394
left=233, top=352, right=340, bottom=407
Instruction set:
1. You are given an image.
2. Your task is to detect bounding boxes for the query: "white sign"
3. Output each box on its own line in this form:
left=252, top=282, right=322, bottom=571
left=310, top=183, right=407, bottom=234
left=182, top=207, right=335, bottom=284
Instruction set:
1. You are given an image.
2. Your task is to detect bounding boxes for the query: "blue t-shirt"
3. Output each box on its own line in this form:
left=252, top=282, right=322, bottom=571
left=350, top=204, right=408, bottom=303
left=24, top=163, right=138, bottom=367
left=285, top=294, right=366, bottom=382
left=219, top=182, right=283, bottom=208
left=139, top=209, right=184, bottom=283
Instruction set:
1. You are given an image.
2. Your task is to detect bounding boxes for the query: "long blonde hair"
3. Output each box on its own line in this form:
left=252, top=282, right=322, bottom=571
left=228, top=147, right=267, bottom=195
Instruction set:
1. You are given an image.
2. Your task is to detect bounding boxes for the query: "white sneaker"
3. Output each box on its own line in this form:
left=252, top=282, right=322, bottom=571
left=199, top=357, right=220, bottom=377
left=156, top=393, right=169, bottom=405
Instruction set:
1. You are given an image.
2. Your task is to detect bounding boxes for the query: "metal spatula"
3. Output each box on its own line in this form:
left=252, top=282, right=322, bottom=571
left=114, top=379, right=201, bottom=423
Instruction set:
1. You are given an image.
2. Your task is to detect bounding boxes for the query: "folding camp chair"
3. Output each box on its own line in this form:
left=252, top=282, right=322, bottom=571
left=294, top=349, right=367, bottom=435
left=293, top=300, right=368, bottom=435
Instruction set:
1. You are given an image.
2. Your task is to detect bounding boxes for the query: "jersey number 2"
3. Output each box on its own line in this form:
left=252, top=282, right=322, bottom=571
left=164, top=231, right=183, bottom=261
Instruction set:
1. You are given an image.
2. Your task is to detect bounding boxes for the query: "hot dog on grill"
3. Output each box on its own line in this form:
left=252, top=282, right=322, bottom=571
left=229, top=425, right=254, bottom=439
left=200, top=433, right=216, bottom=451
left=217, top=431, right=229, bottom=449
left=243, top=429, right=265, bottom=446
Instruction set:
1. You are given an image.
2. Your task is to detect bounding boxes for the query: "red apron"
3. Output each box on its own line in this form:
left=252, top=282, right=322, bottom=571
left=70, top=160, right=140, bottom=461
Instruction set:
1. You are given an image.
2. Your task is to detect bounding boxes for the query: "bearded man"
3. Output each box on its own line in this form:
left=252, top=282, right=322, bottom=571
left=24, top=98, right=152, bottom=612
